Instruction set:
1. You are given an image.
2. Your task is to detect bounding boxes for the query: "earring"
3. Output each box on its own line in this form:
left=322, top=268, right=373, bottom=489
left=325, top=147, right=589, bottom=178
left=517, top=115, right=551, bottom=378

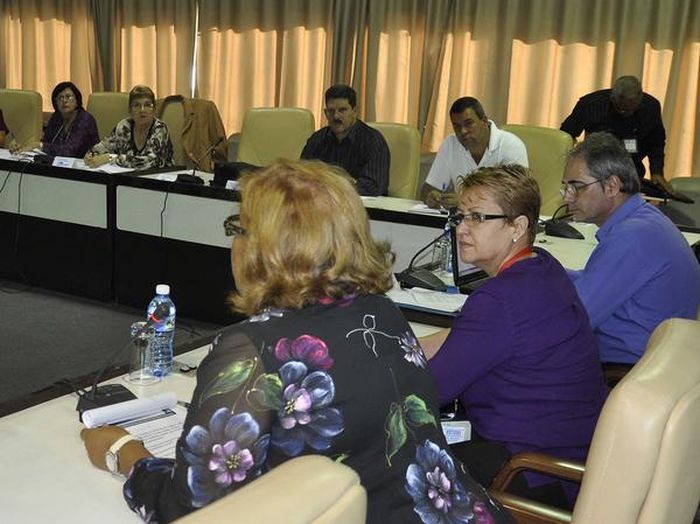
left=512, top=237, right=518, bottom=243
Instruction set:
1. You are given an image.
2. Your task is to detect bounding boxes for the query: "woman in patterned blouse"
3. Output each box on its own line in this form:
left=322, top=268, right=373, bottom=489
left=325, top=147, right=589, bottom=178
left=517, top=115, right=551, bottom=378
left=85, top=85, right=173, bottom=170
left=80, top=160, right=513, bottom=524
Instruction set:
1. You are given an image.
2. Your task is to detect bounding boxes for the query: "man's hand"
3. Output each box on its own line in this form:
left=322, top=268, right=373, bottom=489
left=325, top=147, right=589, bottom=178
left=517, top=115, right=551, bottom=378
left=424, top=188, right=459, bottom=210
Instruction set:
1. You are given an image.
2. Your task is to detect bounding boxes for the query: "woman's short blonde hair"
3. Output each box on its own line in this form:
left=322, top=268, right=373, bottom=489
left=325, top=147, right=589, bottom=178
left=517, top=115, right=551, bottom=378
left=231, top=160, right=394, bottom=315
left=128, top=85, right=156, bottom=107
left=457, top=165, right=541, bottom=243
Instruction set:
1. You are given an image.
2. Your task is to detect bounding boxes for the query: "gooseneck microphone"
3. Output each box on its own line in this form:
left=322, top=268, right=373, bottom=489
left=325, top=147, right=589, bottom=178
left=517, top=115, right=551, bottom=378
left=176, top=136, right=225, bottom=185
left=76, top=302, right=172, bottom=419
left=541, top=204, right=584, bottom=240
left=396, top=221, right=451, bottom=292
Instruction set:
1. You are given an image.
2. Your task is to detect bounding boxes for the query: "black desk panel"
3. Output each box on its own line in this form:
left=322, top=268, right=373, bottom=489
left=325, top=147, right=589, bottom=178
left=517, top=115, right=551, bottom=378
left=0, top=159, right=114, bottom=300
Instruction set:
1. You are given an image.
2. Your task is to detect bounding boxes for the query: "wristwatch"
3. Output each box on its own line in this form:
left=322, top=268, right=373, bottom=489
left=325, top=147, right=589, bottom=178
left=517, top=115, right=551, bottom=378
left=105, top=434, right=142, bottom=475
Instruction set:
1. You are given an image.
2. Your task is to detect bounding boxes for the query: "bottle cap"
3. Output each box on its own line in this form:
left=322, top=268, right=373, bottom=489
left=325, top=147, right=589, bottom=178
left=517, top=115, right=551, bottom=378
left=155, top=284, right=170, bottom=295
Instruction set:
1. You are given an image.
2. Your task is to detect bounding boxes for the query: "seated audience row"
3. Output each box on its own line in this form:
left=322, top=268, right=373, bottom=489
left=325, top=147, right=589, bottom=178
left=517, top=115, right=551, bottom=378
left=6, top=83, right=172, bottom=170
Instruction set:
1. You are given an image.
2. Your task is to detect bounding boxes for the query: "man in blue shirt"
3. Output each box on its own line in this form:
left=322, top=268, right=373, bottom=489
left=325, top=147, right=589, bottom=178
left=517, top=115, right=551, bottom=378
left=562, top=132, right=700, bottom=366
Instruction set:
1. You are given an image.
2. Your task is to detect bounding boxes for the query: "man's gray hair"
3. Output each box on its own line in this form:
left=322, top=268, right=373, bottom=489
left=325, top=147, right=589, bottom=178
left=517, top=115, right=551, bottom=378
left=611, top=76, right=642, bottom=101
left=568, top=132, right=640, bottom=194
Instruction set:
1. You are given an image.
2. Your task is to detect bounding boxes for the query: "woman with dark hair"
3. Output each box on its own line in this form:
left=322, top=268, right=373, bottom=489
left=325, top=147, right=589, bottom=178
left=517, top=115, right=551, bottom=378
left=41, top=81, right=99, bottom=157
left=85, top=85, right=173, bottom=170
left=422, top=165, right=608, bottom=507
left=80, top=160, right=513, bottom=524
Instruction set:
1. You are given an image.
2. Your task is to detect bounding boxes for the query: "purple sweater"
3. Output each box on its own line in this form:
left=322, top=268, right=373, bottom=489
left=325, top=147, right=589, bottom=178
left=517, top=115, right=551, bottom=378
left=429, top=248, right=607, bottom=462
left=42, top=109, right=99, bottom=158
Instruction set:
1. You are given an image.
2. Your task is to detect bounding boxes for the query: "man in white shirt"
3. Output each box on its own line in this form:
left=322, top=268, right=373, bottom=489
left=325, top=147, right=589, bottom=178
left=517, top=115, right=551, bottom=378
left=421, top=96, right=528, bottom=208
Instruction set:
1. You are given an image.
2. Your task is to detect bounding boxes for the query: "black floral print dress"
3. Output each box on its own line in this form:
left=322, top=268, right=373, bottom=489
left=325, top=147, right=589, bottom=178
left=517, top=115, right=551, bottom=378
left=124, top=294, right=513, bottom=524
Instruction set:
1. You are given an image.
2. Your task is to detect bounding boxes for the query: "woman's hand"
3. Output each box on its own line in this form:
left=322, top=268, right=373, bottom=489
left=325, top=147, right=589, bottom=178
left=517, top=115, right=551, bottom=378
left=80, top=426, right=130, bottom=471
left=84, top=152, right=110, bottom=168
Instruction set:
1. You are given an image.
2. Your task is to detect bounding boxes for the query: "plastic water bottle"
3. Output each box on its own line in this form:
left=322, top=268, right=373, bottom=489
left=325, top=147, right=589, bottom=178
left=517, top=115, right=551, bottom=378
left=438, top=222, right=453, bottom=273
left=146, top=284, right=176, bottom=377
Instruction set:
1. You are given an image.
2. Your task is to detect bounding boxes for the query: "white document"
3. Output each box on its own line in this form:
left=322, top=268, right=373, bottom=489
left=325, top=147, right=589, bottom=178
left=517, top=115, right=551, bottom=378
left=99, top=163, right=134, bottom=174
left=387, top=286, right=467, bottom=314
left=81, top=392, right=178, bottom=428
left=157, top=173, right=178, bottom=182
left=120, top=404, right=187, bottom=459
left=407, top=203, right=449, bottom=216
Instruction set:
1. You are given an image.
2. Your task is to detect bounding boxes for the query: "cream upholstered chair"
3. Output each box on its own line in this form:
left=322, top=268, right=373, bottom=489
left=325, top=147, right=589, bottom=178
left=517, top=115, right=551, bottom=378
left=175, top=455, right=367, bottom=524
left=86, top=92, right=130, bottom=139
left=157, top=96, right=187, bottom=165
left=236, top=107, right=315, bottom=167
left=368, top=122, right=421, bottom=199
left=0, top=88, right=43, bottom=147
left=501, top=124, right=573, bottom=216
left=489, top=317, right=700, bottom=524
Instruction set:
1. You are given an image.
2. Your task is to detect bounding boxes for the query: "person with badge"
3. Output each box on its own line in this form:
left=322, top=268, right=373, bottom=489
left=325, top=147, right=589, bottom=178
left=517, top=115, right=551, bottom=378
left=560, top=75, right=687, bottom=201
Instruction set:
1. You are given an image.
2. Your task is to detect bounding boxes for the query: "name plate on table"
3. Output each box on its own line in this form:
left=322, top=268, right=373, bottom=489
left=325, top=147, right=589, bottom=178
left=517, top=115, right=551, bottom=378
left=441, top=420, right=471, bottom=444
left=52, top=156, right=76, bottom=168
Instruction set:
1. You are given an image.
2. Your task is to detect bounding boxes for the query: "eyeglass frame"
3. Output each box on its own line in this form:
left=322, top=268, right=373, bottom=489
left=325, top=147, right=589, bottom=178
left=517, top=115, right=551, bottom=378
left=55, top=94, right=76, bottom=102
left=223, top=215, right=247, bottom=237
left=448, top=211, right=509, bottom=227
left=559, top=178, right=603, bottom=198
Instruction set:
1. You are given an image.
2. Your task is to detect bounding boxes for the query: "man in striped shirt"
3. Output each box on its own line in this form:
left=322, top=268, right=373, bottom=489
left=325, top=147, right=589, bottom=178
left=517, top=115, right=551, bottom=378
left=301, top=84, right=390, bottom=196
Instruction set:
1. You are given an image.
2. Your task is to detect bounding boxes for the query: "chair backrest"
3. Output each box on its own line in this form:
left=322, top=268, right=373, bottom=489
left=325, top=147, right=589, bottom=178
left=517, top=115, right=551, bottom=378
left=368, top=122, right=421, bottom=199
left=572, top=318, right=700, bottom=524
left=236, top=107, right=315, bottom=166
left=501, top=124, right=573, bottom=216
left=0, top=88, right=43, bottom=147
left=86, top=92, right=130, bottom=139
left=175, top=455, right=367, bottom=524
left=157, top=97, right=187, bottom=166
left=661, top=176, right=700, bottom=228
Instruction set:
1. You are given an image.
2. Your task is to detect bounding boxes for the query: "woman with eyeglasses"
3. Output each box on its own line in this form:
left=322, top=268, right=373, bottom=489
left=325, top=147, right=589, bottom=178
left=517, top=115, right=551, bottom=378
left=421, top=165, right=607, bottom=508
left=85, top=85, right=173, bottom=170
left=80, top=160, right=513, bottom=524
left=10, top=81, right=99, bottom=157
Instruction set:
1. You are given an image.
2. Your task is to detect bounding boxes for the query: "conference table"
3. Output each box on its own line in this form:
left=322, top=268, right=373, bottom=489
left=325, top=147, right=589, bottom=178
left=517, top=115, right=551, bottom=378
left=2, top=155, right=699, bottom=522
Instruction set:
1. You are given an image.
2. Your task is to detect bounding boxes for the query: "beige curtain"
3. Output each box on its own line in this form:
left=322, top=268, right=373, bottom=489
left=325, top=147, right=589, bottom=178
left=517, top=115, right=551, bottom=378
left=115, top=0, right=196, bottom=98
left=1, top=0, right=100, bottom=111
left=197, top=0, right=333, bottom=136
left=422, top=0, right=699, bottom=178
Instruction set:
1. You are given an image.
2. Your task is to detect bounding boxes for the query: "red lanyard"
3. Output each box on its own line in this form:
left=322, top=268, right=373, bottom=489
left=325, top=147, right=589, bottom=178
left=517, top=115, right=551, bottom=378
left=497, top=246, right=533, bottom=275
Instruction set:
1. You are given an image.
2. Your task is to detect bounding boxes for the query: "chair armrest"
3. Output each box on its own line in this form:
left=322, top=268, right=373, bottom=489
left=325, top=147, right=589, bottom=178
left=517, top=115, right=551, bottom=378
left=489, top=452, right=585, bottom=492
left=490, top=491, right=572, bottom=524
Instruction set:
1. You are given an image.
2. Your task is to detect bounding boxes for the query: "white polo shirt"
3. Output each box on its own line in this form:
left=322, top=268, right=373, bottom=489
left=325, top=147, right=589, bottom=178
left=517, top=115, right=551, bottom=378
left=425, top=121, right=528, bottom=191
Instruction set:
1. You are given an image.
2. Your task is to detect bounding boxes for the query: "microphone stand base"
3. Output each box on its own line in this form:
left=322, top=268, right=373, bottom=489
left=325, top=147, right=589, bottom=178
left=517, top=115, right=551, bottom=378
left=76, top=384, right=137, bottom=422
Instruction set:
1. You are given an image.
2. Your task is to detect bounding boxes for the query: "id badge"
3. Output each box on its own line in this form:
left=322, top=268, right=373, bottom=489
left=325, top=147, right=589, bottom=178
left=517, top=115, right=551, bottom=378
left=623, top=139, right=638, bottom=153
